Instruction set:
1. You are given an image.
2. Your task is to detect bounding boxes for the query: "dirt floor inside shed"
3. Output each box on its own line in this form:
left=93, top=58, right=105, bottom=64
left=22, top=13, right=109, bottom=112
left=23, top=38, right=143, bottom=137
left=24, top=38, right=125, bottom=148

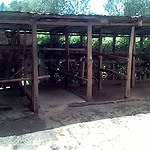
left=0, top=83, right=150, bottom=150
left=0, top=82, right=150, bottom=149
left=70, top=81, right=150, bottom=101
left=0, top=81, right=150, bottom=123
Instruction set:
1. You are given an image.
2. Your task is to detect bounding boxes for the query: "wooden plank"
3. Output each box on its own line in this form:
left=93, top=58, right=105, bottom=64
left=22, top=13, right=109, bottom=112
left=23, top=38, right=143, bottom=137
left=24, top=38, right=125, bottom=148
left=80, top=34, right=84, bottom=48
left=32, top=23, right=39, bottom=113
left=68, top=98, right=144, bottom=107
left=0, top=77, right=31, bottom=83
left=131, top=31, right=136, bottom=87
left=125, top=26, right=135, bottom=98
left=0, top=45, right=22, bottom=50
left=112, top=35, right=116, bottom=80
left=0, top=76, right=50, bottom=84
left=36, top=20, right=145, bottom=27
left=80, top=57, right=85, bottom=78
left=98, top=29, right=103, bottom=90
left=65, top=27, right=69, bottom=89
left=21, top=31, right=27, bottom=89
left=40, top=47, right=86, bottom=51
left=99, top=68, right=127, bottom=79
left=96, top=52, right=128, bottom=60
left=87, top=25, right=93, bottom=101
left=140, top=36, right=143, bottom=50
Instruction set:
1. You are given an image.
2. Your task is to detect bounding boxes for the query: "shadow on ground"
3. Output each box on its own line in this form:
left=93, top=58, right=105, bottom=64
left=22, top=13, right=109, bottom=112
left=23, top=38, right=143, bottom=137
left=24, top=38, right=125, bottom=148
left=0, top=93, right=150, bottom=137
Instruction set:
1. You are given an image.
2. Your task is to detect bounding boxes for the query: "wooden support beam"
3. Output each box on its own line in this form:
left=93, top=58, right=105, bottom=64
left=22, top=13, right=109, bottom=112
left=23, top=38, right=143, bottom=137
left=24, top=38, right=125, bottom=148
left=40, top=47, right=86, bottom=52
left=112, top=35, right=116, bottom=80
left=98, top=29, right=103, bottom=90
left=125, top=26, right=135, bottom=98
left=80, top=57, right=85, bottom=78
left=87, top=25, right=93, bottom=101
left=99, top=68, right=127, bottom=79
left=80, top=34, right=84, bottom=48
left=131, top=31, right=136, bottom=87
left=50, top=33, right=54, bottom=47
left=96, top=52, right=128, bottom=60
left=0, top=76, right=50, bottom=84
left=32, top=23, right=39, bottom=113
left=0, top=45, right=22, bottom=50
left=140, top=36, right=143, bottom=50
left=112, top=35, right=116, bottom=53
left=65, top=27, right=69, bottom=89
left=22, top=31, right=27, bottom=88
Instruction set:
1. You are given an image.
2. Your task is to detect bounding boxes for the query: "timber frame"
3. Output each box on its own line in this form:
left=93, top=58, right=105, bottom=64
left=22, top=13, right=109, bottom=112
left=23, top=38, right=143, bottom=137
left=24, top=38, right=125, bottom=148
left=0, top=11, right=150, bottom=112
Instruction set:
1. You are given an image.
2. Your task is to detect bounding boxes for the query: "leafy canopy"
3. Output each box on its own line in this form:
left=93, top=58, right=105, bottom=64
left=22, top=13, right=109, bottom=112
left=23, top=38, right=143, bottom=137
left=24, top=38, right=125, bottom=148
left=104, top=0, right=150, bottom=16
left=0, top=0, right=91, bottom=15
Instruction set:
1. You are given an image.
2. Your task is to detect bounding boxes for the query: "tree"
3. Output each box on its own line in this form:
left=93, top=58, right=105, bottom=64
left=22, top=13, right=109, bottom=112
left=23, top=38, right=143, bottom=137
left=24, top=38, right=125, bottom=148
left=7, top=0, right=91, bottom=15
left=104, top=0, right=150, bottom=16
left=104, top=0, right=125, bottom=16
left=124, top=0, right=150, bottom=16
left=0, top=2, right=7, bottom=11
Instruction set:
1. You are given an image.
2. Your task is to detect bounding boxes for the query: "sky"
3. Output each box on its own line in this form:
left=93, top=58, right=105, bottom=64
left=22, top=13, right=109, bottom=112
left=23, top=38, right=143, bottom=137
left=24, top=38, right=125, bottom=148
left=0, top=0, right=108, bottom=15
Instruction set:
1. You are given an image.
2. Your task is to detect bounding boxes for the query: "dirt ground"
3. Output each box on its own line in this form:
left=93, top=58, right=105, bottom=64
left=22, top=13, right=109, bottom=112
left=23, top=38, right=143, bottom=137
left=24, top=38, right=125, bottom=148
left=70, top=81, right=150, bottom=101
left=0, top=82, right=150, bottom=149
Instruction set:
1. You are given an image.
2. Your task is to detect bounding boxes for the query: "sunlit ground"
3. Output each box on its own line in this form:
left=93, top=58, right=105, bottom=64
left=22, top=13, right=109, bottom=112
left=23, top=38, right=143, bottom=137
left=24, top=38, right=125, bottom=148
left=0, top=112, right=150, bottom=149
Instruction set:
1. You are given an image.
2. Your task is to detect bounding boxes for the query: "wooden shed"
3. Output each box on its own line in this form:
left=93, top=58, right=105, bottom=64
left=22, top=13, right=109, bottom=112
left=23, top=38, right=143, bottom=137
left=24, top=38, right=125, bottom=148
left=0, top=11, right=150, bottom=112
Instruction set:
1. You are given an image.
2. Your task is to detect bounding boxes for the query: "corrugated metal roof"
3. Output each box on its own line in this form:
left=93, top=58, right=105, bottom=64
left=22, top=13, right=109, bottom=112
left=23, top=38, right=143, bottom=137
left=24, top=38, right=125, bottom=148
left=0, top=11, right=150, bottom=35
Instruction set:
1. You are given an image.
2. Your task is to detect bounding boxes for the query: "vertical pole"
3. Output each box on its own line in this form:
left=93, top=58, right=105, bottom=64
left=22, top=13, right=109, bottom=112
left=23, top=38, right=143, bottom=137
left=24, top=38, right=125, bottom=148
left=139, top=36, right=143, bottom=80
left=112, top=35, right=116, bottom=80
left=80, top=34, right=84, bottom=48
left=140, top=36, right=143, bottom=50
left=125, top=26, right=135, bottom=98
left=87, top=25, right=93, bottom=101
left=112, top=35, right=116, bottom=53
left=50, top=33, right=53, bottom=48
left=65, top=27, right=69, bottom=89
left=131, top=31, right=136, bottom=87
left=32, top=23, right=39, bottom=113
left=22, top=30, right=27, bottom=87
left=98, top=29, right=103, bottom=90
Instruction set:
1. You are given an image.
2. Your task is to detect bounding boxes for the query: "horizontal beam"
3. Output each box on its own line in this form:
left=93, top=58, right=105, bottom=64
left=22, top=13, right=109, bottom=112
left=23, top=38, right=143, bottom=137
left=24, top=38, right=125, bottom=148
left=99, top=68, right=127, bottom=79
left=0, top=45, right=22, bottom=50
left=0, top=20, right=150, bottom=27
left=0, top=75, right=50, bottom=83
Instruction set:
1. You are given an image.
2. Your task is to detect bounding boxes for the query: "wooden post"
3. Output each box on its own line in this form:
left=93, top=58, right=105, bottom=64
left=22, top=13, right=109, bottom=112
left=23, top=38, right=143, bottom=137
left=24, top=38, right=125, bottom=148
left=80, top=34, right=84, bottom=48
left=87, top=25, right=93, bottom=101
left=98, top=29, right=103, bottom=90
left=139, top=36, right=144, bottom=80
left=112, top=35, right=116, bottom=53
left=112, top=35, right=116, bottom=80
left=131, top=31, right=136, bottom=87
left=32, top=23, right=39, bottom=113
left=125, top=26, right=135, bottom=98
left=140, top=36, right=143, bottom=50
left=23, top=31, right=27, bottom=86
left=50, top=33, right=54, bottom=48
left=65, top=27, right=69, bottom=89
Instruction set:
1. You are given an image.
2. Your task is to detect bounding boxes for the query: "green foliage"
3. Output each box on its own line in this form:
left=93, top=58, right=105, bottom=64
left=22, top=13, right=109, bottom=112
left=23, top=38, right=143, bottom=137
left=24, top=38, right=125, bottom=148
left=0, top=2, right=7, bottom=11
left=104, top=0, right=124, bottom=16
left=37, top=34, right=50, bottom=46
left=102, top=37, right=113, bottom=52
left=143, top=38, right=150, bottom=51
left=115, top=37, right=129, bottom=51
left=104, top=0, right=150, bottom=16
left=5, top=0, right=90, bottom=14
left=124, top=0, right=150, bottom=16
